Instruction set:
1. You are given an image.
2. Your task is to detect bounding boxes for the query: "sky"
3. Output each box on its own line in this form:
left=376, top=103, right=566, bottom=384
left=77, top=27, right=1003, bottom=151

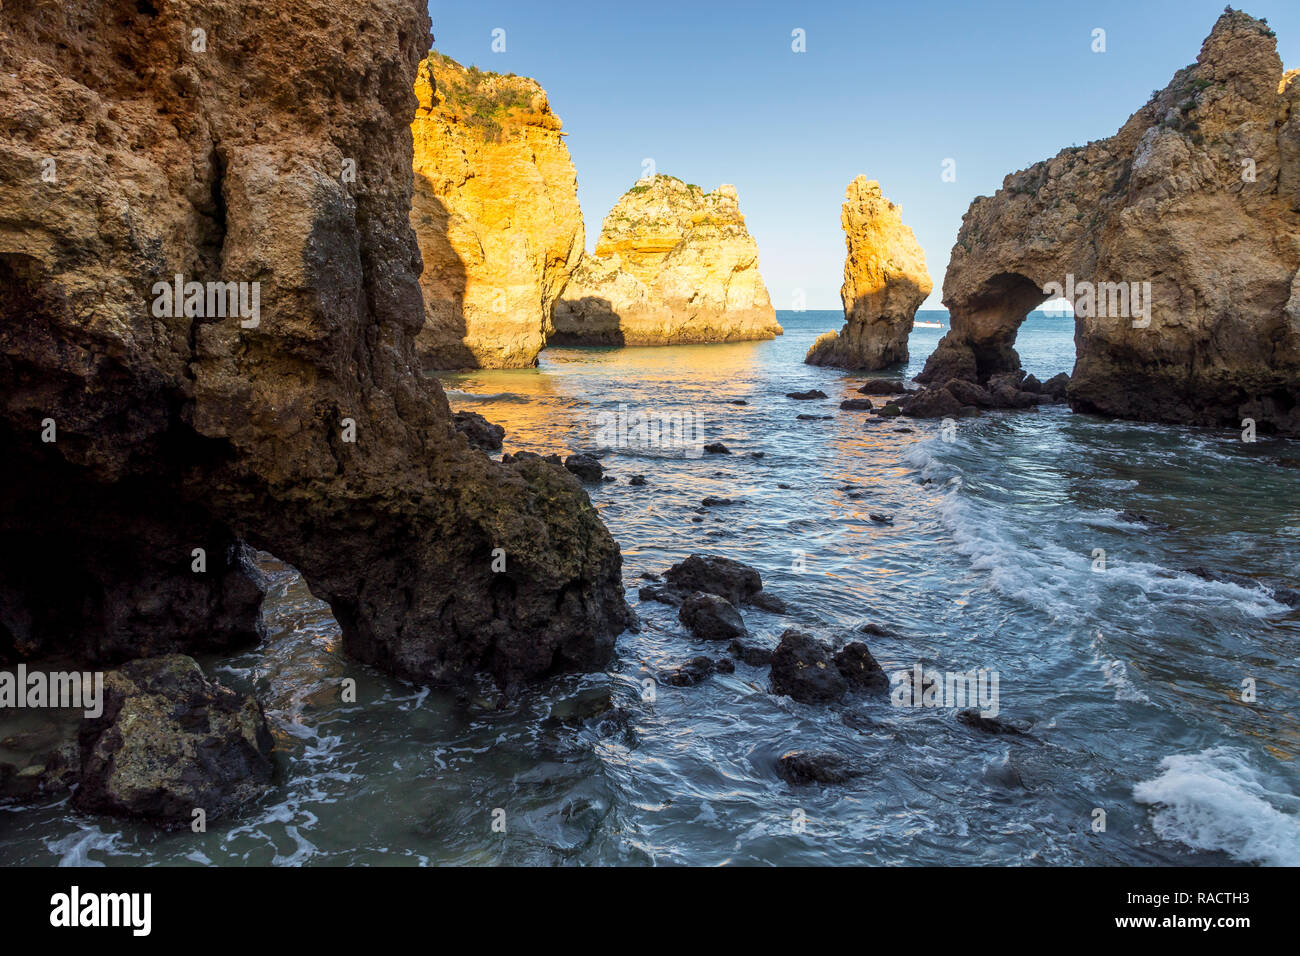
left=427, top=1, right=1300, bottom=310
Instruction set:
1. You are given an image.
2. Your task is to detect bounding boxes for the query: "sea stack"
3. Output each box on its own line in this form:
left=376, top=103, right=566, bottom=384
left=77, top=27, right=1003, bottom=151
left=919, top=9, right=1300, bottom=434
left=552, top=176, right=783, bottom=345
left=805, top=176, right=932, bottom=369
left=0, top=0, right=630, bottom=687
left=410, top=52, right=584, bottom=369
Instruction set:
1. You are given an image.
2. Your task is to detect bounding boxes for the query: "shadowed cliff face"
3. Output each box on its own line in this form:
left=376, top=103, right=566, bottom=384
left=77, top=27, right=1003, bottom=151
left=0, top=0, right=630, bottom=686
left=920, top=9, right=1300, bottom=434
left=553, top=176, right=783, bottom=346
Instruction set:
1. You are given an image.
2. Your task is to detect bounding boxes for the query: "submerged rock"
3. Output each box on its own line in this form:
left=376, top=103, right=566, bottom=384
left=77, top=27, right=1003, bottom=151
left=679, top=592, right=747, bottom=641
left=769, top=629, right=848, bottom=704
left=787, top=389, right=828, bottom=400
left=658, top=656, right=716, bottom=687
left=662, top=554, right=762, bottom=606
left=840, top=398, right=875, bottom=411
left=73, top=656, right=274, bottom=827
left=805, top=177, right=933, bottom=370
left=776, top=750, right=860, bottom=785
left=728, top=639, right=774, bottom=667
left=957, top=708, right=1030, bottom=737
left=553, top=176, right=782, bottom=346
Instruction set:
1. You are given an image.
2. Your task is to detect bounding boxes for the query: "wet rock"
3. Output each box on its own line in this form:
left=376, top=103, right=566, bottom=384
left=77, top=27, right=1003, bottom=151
left=701, top=496, right=736, bottom=507
left=749, top=591, right=788, bottom=614
left=787, top=389, right=828, bottom=400
left=957, top=709, right=1030, bottom=737
left=856, top=621, right=903, bottom=640
left=548, top=686, right=615, bottom=726
left=894, top=427, right=914, bottom=433
left=629, top=475, right=647, bottom=486
left=1040, top=373, right=1070, bottom=403
left=769, top=629, right=847, bottom=704
left=1118, top=510, right=1167, bottom=528
left=839, top=398, right=875, bottom=411
left=452, top=411, right=506, bottom=451
left=679, top=592, right=747, bottom=641
left=857, top=379, right=906, bottom=395
left=714, top=658, right=736, bottom=674
left=776, top=750, right=859, bottom=785
left=900, top=387, right=963, bottom=419
left=728, top=639, right=774, bottom=667
left=73, top=656, right=274, bottom=827
left=658, top=656, right=715, bottom=687
left=1183, top=566, right=1300, bottom=608
left=834, top=642, right=890, bottom=693
left=703, top=442, right=731, bottom=455
left=869, top=513, right=894, bottom=524
left=729, top=399, right=749, bottom=405
left=663, top=554, right=762, bottom=606
left=639, top=584, right=687, bottom=606
left=501, top=451, right=563, bottom=466
left=878, top=403, right=903, bottom=417
left=640, top=571, right=661, bottom=581
left=797, top=414, right=832, bottom=421
left=564, top=454, right=604, bottom=483
left=944, top=378, right=995, bottom=408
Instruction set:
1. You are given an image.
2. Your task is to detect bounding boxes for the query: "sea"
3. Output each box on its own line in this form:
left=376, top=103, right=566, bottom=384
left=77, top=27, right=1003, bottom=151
left=2, top=310, right=1297, bottom=866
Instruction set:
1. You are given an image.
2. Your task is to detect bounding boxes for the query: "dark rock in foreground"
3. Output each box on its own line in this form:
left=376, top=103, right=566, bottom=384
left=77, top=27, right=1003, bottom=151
left=73, top=656, right=274, bottom=828
left=834, top=642, right=889, bottom=693
left=769, top=629, right=847, bottom=704
left=658, top=656, right=715, bottom=687
left=679, top=592, right=747, bottom=641
left=564, top=453, right=604, bottom=483
left=453, top=411, right=505, bottom=451
left=787, top=389, right=828, bottom=400
left=776, top=750, right=859, bottom=785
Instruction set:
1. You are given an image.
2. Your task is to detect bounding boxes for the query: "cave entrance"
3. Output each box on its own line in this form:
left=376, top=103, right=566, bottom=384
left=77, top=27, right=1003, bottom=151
left=962, top=271, right=1076, bottom=381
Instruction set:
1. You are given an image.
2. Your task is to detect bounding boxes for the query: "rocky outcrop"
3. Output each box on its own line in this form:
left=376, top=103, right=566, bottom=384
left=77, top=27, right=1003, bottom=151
left=806, top=177, right=932, bottom=369
left=0, top=0, right=629, bottom=688
left=919, top=10, right=1300, bottom=434
left=410, top=52, right=584, bottom=368
left=73, top=656, right=275, bottom=827
left=552, top=176, right=783, bottom=345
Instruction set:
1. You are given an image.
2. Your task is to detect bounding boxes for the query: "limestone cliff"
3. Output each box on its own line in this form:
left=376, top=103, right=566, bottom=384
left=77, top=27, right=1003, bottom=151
left=919, top=9, right=1300, bottom=434
left=0, top=0, right=630, bottom=687
left=806, top=176, right=932, bottom=369
left=552, top=176, right=782, bottom=345
left=411, top=52, right=584, bottom=368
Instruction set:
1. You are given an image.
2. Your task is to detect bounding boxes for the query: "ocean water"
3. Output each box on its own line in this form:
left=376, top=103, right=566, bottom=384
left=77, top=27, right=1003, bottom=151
left=2, top=310, right=1298, bottom=866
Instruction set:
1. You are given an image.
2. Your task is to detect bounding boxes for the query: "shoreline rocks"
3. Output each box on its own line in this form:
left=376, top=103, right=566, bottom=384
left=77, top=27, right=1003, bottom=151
left=552, top=176, right=783, bottom=346
left=806, top=177, right=933, bottom=370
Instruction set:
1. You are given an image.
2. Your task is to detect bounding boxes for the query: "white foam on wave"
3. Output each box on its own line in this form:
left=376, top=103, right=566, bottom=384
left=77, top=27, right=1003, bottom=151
left=1133, top=747, right=1300, bottom=866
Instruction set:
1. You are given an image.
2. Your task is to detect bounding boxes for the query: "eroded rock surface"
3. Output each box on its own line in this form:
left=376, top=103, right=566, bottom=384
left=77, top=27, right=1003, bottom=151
left=410, top=52, right=584, bottom=368
left=0, top=0, right=630, bottom=687
left=920, top=10, right=1300, bottom=434
left=73, top=656, right=274, bottom=827
left=553, top=176, right=782, bottom=345
left=806, top=177, right=932, bottom=369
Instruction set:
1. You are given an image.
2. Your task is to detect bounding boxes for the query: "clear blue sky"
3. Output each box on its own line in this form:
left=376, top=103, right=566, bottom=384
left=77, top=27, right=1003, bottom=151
left=427, top=1, right=1299, bottom=310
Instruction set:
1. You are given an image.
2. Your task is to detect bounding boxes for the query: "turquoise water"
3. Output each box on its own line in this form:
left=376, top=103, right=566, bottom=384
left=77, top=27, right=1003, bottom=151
left=2, top=310, right=1297, bottom=865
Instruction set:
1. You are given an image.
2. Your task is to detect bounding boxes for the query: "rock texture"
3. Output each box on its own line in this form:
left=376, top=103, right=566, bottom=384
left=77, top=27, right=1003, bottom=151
left=552, top=176, right=783, bottom=345
left=73, top=656, right=274, bottom=827
left=806, top=177, right=932, bottom=369
left=410, top=52, right=584, bottom=368
left=0, top=0, right=630, bottom=687
left=919, top=10, right=1300, bottom=434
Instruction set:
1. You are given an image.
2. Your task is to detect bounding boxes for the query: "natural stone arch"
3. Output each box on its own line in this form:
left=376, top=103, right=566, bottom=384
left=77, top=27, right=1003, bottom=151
left=918, top=10, right=1300, bottom=434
